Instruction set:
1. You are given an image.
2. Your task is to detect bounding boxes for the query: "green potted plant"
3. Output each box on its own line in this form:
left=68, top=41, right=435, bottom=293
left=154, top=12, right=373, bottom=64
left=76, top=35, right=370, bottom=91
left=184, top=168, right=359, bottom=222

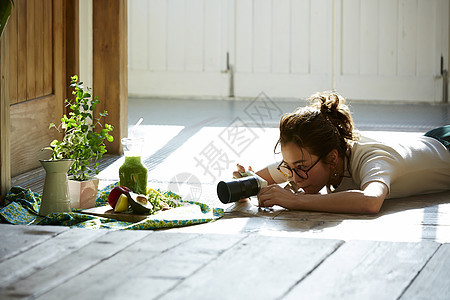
left=0, top=0, right=14, bottom=39
left=45, top=75, right=114, bottom=209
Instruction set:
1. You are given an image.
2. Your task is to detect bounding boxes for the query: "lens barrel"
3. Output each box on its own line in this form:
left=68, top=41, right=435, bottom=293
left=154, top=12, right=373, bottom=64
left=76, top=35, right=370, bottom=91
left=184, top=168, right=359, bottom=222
left=217, top=177, right=260, bottom=204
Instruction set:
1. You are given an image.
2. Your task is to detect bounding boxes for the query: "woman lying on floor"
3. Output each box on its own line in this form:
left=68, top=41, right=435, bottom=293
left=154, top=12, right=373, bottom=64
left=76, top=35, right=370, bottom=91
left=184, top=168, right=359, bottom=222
left=234, top=91, right=450, bottom=214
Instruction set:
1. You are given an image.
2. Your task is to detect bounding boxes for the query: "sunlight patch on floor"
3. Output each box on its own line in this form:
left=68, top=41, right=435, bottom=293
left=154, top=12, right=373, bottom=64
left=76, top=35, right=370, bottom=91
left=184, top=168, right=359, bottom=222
left=97, top=125, right=185, bottom=187
left=98, top=125, right=427, bottom=186
left=143, top=126, right=280, bottom=184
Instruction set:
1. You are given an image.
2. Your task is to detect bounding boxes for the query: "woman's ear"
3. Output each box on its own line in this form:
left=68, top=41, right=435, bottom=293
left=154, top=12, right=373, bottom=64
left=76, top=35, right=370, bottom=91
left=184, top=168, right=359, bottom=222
left=325, top=149, right=339, bottom=168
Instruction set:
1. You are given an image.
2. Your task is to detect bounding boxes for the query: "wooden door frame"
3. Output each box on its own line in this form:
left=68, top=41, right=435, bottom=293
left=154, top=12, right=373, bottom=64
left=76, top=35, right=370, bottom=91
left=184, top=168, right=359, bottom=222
left=93, top=0, right=128, bottom=155
left=0, top=24, right=11, bottom=199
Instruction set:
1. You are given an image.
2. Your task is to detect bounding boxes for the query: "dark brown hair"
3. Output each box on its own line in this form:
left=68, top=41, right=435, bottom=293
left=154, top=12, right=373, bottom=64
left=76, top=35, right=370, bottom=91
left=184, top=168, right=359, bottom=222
left=276, top=91, right=359, bottom=159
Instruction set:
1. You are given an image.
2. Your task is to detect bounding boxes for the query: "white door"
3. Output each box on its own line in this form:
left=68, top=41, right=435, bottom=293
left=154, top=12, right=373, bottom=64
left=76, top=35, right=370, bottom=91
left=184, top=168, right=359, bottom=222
left=335, top=0, right=448, bottom=101
left=234, top=0, right=333, bottom=98
left=128, top=0, right=231, bottom=97
left=128, top=0, right=449, bottom=102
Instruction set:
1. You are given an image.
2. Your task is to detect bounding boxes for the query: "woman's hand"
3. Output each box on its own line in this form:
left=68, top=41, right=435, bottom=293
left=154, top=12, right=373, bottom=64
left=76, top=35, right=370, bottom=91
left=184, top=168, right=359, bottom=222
left=257, top=181, right=388, bottom=213
left=232, top=164, right=254, bottom=202
left=257, top=184, right=300, bottom=209
left=232, top=163, right=253, bottom=179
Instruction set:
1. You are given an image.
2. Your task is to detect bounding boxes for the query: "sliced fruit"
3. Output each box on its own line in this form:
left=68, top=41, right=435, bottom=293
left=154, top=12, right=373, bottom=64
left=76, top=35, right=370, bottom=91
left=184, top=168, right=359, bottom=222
left=114, top=194, right=129, bottom=212
left=108, top=186, right=131, bottom=208
left=128, top=192, right=153, bottom=214
left=136, top=195, right=148, bottom=205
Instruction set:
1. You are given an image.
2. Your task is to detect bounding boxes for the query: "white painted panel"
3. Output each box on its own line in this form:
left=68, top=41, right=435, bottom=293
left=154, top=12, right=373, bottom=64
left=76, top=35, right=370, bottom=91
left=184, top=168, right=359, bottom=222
left=128, top=0, right=229, bottom=97
left=148, top=0, right=167, bottom=71
left=235, top=0, right=253, bottom=73
left=234, top=0, right=332, bottom=98
left=337, top=0, right=445, bottom=101
left=185, top=0, right=204, bottom=71
left=272, top=0, right=291, bottom=73
left=235, top=73, right=333, bottom=98
left=360, top=0, right=378, bottom=75
left=416, top=0, right=435, bottom=76
left=378, top=0, right=398, bottom=76
left=129, top=0, right=149, bottom=71
left=235, top=0, right=333, bottom=98
left=291, top=0, right=310, bottom=74
left=397, top=0, right=417, bottom=76
left=310, top=0, right=332, bottom=76
left=253, top=0, right=271, bottom=73
left=341, top=0, right=360, bottom=75
left=336, top=75, right=437, bottom=101
left=204, top=0, right=223, bottom=71
left=167, top=0, right=185, bottom=71
left=129, top=71, right=228, bottom=97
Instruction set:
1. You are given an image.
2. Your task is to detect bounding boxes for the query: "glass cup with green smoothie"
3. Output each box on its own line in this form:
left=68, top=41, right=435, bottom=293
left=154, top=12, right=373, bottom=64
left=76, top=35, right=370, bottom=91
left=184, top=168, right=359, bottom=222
left=119, top=138, right=148, bottom=194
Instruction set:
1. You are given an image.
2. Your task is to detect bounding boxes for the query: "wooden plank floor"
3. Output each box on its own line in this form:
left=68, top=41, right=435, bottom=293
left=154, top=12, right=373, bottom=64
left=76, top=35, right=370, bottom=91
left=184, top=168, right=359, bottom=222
left=3, top=98, right=450, bottom=299
left=1, top=225, right=450, bottom=299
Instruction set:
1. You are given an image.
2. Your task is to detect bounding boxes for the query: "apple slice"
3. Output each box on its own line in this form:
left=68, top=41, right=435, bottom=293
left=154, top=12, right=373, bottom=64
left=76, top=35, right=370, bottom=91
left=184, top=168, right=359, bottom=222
left=114, top=194, right=129, bottom=212
left=108, top=186, right=131, bottom=208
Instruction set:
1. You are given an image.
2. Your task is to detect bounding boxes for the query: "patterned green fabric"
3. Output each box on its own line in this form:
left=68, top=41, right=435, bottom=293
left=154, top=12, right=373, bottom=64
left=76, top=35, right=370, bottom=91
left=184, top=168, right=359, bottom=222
left=0, top=184, right=223, bottom=230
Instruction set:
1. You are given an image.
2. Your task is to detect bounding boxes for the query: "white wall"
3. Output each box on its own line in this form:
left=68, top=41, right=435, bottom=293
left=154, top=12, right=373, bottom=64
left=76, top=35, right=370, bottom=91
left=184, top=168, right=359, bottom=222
left=78, top=0, right=93, bottom=90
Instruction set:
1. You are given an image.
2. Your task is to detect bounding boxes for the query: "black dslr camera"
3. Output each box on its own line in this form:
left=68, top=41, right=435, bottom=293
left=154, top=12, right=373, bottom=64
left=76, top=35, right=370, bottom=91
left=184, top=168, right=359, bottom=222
left=217, top=171, right=267, bottom=204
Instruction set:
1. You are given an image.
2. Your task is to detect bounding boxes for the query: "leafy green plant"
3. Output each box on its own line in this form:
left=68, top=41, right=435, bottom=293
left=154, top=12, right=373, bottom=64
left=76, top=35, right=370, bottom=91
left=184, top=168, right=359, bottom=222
left=45, top=75, right=114, bottom=181
left=0, top=0, right=13, bottom=39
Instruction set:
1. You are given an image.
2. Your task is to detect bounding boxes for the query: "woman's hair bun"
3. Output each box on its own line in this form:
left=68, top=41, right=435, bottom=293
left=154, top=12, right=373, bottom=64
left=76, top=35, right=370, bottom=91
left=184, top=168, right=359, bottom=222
left=309, top=90, right=358, bottom=143
left=277, top=90, right=358, bottom=158
left=309, top=91, right=345, bottom=114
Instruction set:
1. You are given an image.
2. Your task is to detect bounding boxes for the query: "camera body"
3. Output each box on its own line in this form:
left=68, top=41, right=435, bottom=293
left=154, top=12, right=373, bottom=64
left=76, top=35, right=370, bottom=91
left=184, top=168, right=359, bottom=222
left=217, top=171, right=268, bottom=204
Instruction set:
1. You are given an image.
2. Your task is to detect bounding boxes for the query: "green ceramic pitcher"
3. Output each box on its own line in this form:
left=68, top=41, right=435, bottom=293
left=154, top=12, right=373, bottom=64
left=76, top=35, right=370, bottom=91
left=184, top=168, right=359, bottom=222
left=39, top=159, right=74, bottom=216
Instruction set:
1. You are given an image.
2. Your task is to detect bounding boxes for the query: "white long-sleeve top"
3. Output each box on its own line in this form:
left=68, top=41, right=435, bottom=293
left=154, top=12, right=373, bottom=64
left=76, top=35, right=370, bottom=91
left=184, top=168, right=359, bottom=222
left=267, top=136, right=450, bottom=199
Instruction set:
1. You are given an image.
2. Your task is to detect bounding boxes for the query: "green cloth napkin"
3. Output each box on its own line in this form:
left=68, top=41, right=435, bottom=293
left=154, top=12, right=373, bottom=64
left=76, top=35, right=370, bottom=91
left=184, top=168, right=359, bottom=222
left=0, top=184, right=223, bottom=230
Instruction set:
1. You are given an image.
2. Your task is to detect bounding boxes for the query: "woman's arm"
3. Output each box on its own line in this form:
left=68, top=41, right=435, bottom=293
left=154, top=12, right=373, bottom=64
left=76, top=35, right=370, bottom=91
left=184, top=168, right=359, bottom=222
left=257, top=181, right=389, bottom=214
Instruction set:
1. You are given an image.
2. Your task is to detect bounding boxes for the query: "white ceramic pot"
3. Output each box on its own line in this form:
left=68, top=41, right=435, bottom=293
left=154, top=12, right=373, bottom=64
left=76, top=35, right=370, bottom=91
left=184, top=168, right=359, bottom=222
left=68, top=176, right=100, bottom=209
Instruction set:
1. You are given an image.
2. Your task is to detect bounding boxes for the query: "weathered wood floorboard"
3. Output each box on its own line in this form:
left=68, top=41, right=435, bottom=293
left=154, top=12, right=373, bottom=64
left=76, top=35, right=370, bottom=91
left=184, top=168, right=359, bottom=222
left=0, top=227, right=107, bottom=289
left=0, top=230, right=151, bottom=299
left=400, top=244, right=450, bottom=300
left=169, top=214, right=450, bottom=243
left=36, top=232, right=199, bottom=300
left=1, top=225, right=449, bottom=299
left=282, top=240, right=440, bottom=300
left=159, top=235, right=344, bottom=300
left=232, top=191, right=450, bottom=225
left=109, top=233, right=248, bottom=300
left=38, top=232, right=245, bottom=300
left=0, top=224, right=68, bottom=263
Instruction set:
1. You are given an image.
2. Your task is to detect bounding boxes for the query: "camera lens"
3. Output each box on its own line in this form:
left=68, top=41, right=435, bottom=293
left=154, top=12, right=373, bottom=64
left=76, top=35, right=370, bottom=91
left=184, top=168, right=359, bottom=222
left=217, top=177, right=260, bottom=204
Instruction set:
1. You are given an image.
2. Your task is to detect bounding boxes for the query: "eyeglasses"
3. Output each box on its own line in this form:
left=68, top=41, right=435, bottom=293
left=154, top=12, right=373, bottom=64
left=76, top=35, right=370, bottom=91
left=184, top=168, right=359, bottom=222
left=277, top=156, right=322, bottom=180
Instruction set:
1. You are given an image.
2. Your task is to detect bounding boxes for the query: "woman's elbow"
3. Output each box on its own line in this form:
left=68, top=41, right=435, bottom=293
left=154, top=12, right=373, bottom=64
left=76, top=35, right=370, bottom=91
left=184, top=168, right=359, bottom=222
left=360, top=182, right=388, bottom=214
left=361, top=197, right=384, bottom=214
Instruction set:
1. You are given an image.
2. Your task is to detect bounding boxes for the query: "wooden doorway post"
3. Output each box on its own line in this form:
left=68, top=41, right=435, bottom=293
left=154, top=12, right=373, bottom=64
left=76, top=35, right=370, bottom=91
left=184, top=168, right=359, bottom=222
left=93, top=0, right=128, bottom=155
left=0, top=27, right=11, bottom=198
left=66, top=0, right=79, bottom=100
